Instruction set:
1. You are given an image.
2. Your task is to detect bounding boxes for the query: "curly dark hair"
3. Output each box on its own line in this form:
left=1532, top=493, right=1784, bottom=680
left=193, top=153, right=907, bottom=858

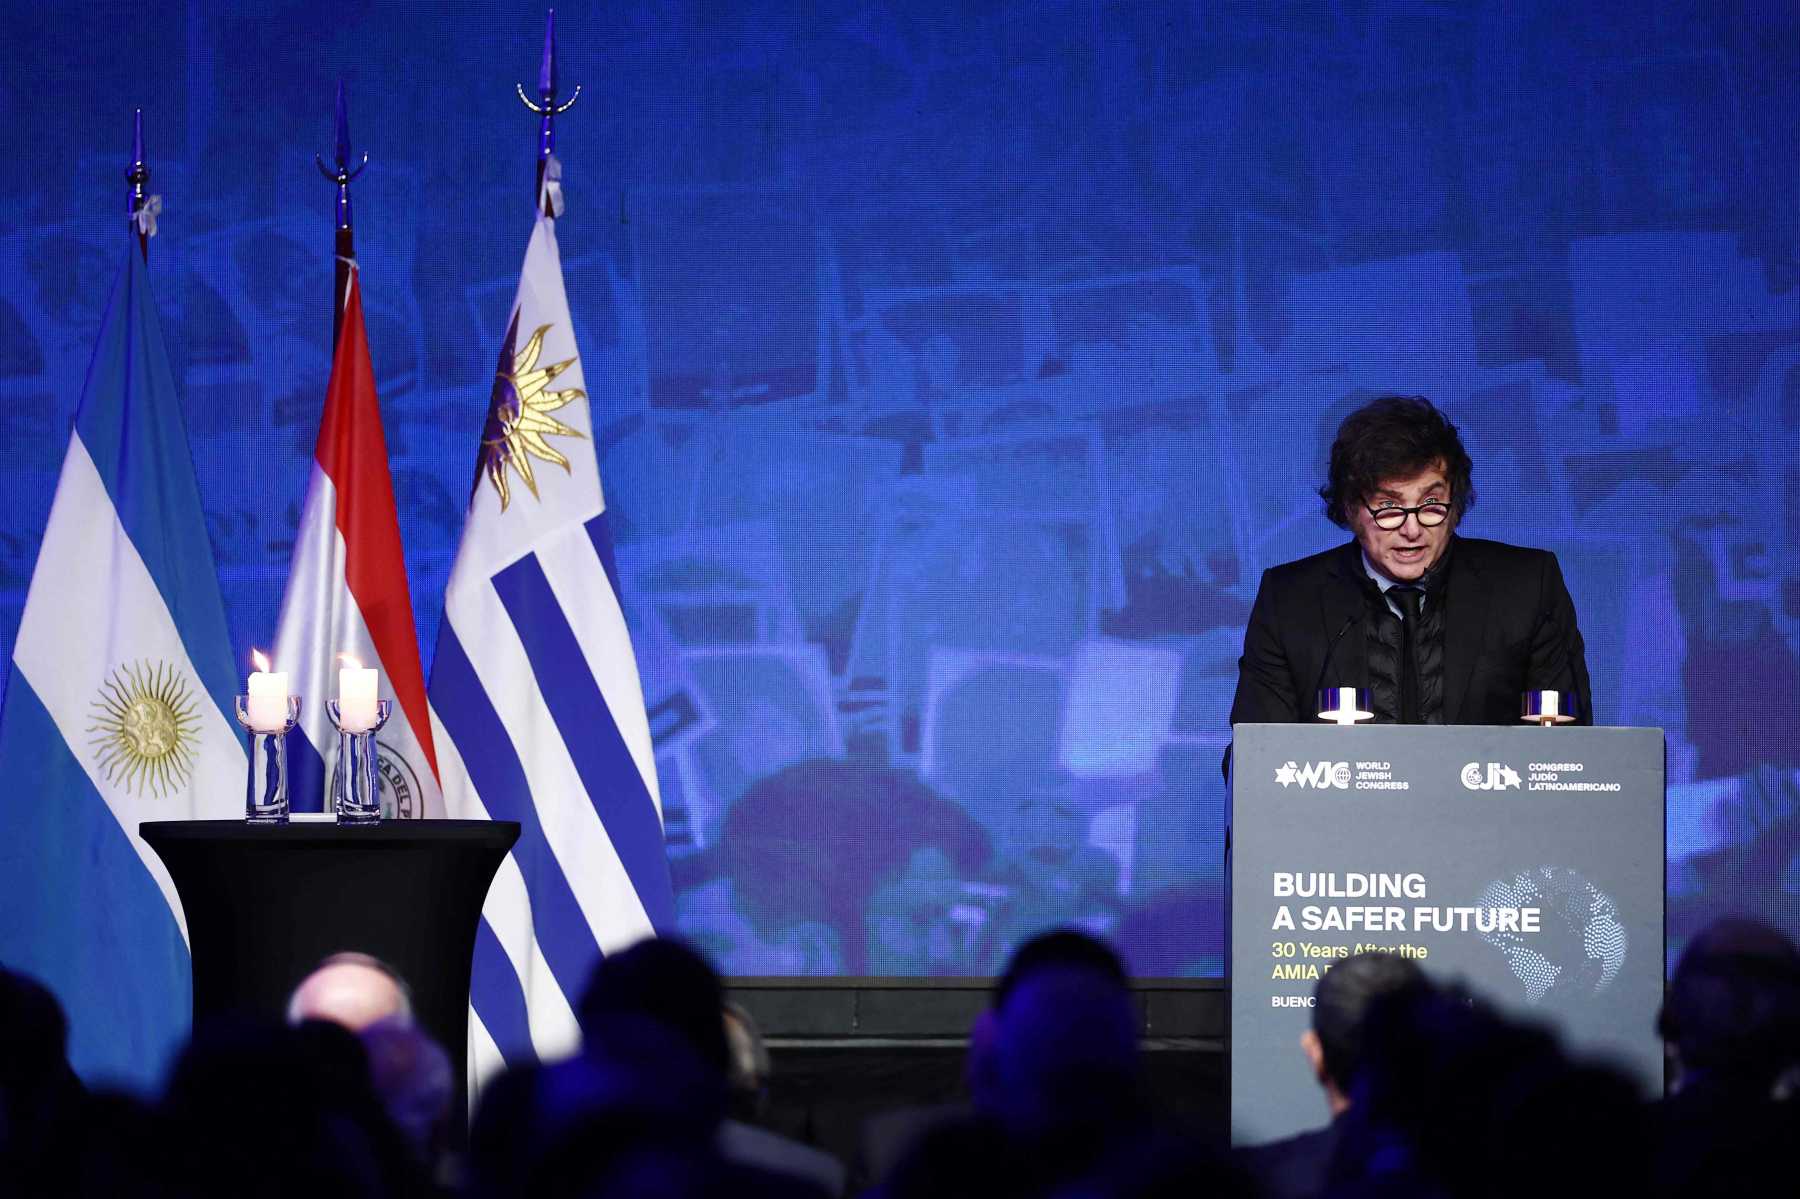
left=1319, top=395, right=1475, bottom=528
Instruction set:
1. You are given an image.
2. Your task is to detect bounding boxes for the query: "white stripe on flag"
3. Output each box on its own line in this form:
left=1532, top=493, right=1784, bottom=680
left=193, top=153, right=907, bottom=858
left=534, top=522, right=662, bottom=815
left=273, top=465, right=349, bottom=764
left=468, top=1007, right=506, bottom=1103
left=274, top=466, right=444, bottom=817
left=506, top=850, right=583, bottom=1057
left=442, top=582, right=655, bottom=951
left=13, top=436, right=244, bottom=940
left=446, top=221, right=603, bottom=583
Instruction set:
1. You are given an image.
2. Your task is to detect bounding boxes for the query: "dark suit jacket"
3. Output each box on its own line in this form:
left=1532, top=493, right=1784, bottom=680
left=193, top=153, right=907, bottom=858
left=1229, top=536, right=1592, bottom=730
left=719, top=1119, right=846, bottom=1197
left=1236, top=1116, right=1344, bottom=1199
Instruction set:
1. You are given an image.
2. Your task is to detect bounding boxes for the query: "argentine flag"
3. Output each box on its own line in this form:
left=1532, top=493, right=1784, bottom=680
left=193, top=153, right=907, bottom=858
left=429, top=203, right=675, bottom=1082
left=0, top=239, right=244, bottom=1087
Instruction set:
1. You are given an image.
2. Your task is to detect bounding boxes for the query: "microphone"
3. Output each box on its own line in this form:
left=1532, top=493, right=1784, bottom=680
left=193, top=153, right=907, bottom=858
left=1225, top=607, right=1363, bottom=780
left=1533, top=594, right=1587, bottom=723
left=1311, top=611, right=1360, bottom=720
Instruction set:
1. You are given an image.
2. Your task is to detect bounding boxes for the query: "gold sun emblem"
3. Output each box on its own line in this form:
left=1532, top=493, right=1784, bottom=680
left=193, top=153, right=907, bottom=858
left=474, top=315, right=588, bottom=511
left=88, top=660, right=201, bottom=798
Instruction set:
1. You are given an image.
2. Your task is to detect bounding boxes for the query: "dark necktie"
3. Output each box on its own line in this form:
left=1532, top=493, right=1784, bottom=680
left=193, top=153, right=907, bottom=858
left=1393, top=586, right=1423, bottom=724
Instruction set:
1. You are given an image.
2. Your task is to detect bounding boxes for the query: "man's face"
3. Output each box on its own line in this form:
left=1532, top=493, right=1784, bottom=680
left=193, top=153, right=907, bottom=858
left=1347, top=462, right=1455, bottom=584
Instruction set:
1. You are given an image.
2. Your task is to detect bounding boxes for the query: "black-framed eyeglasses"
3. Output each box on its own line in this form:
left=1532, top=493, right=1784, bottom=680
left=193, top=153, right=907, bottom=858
left=1366, top=501, right=1451, bottom=530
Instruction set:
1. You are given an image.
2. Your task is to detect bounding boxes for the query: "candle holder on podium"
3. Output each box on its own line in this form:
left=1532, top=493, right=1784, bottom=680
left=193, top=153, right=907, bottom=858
left=1522, top=690, right=1579, bottom=727
left=1316, top=687, right=1374, bottom=726
left=234, top=696, right=301, bottom=824
left=328, top=699, right=391, bottom=825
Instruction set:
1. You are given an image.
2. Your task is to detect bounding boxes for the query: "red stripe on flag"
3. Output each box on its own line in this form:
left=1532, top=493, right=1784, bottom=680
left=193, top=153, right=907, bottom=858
left=314, top=275, right=440, bottom=781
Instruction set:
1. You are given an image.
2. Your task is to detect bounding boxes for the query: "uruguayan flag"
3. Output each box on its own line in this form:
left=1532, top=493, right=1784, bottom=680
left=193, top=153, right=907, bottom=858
left=0, top=240, right=244, bottom=1087
left=429, top=206, right=674, bottom=1082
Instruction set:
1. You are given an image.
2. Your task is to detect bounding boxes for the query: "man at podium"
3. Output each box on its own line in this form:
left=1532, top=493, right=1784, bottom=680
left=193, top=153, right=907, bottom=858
left=1230, top=395, right=1591, bottom=729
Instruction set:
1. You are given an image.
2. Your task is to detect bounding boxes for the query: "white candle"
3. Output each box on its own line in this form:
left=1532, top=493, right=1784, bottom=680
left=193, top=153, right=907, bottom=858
left=246, top=650, right=289, bottom=732
left=338, top=657, right=379, bottom=733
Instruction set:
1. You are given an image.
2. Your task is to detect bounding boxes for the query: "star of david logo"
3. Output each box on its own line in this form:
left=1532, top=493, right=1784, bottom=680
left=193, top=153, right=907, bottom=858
left=1275, top=761, right=1298, bottom=787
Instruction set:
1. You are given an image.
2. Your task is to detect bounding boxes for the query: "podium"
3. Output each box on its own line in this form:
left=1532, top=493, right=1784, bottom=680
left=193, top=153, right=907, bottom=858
left=140, top=819, right=519, bottom=1125
left=1229, top=725, right=1664, bottom=1144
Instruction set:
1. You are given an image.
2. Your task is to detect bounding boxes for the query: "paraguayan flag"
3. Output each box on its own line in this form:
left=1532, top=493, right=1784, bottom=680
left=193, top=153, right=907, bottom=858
left=0, top=239, right=244, bottom=1087
left=428, top=201, right=675, bottom=1082
left=272, top=270, right=444, bottom=820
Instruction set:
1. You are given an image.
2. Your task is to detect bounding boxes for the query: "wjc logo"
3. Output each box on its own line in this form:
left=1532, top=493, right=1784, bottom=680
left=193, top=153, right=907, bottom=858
left=1275, top=761, right=1351, bottom=789
left=1461, top=762, right=1522, bottom=790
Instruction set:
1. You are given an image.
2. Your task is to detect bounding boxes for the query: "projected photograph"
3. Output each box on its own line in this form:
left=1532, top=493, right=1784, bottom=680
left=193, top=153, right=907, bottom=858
left=1, top=0, right=1797, bottom=1008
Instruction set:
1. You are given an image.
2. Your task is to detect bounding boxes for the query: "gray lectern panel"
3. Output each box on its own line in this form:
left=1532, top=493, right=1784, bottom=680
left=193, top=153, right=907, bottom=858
left=1230, top=724, right=1664, bottom=1145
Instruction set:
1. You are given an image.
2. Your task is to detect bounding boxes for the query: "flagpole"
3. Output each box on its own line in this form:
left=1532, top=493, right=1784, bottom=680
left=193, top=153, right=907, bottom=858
left=126, top=110, right=151, bottom=262
left=517, top=8, right=580, bottom=215
left=315, top=80, right=367, bottom=348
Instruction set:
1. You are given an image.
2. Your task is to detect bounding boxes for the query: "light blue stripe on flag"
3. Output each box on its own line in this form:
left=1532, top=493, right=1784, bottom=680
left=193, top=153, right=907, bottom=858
left=0, top=615, right=193, bottom=1087
left=70, top=247, right=236, bottom=728
left=471, top=920, right=537, bottom=1064
left=492, top=553, right=676, bottom=932
left=584, top=512, right=624, bottom=610
left=431, top=623, right=604, bottom=994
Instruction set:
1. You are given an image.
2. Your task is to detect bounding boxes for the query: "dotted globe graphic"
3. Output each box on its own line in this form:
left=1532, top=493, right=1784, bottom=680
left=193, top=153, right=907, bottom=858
left=1477, top=866, right=1627, bottom=1003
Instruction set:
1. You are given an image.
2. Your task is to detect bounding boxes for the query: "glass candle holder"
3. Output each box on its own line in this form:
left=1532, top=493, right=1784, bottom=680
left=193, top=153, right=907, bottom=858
left=234, top=695, right=301, bottom=824
left=1521, top=690, right=1579, bottom=727
left=1316, top=686, right=1374, bottom=725
left=328, top=698, right=392, bottom=825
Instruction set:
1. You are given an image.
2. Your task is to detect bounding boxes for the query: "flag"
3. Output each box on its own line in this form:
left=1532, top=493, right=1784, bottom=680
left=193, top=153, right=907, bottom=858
left=272, top=271, right=442, bottom=820
left=0, top=240, right=245, bottom=1087
left=428, top=206, right=675, bottom=1080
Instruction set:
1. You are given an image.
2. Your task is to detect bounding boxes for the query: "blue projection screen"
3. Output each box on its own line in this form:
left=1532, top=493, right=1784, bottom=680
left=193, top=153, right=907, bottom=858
left=1, top=2, right=1797, bottom=978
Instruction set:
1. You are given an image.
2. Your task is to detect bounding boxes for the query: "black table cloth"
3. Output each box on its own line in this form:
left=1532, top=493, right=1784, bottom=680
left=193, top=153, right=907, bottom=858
left=141, top=819, right=519, bottom=1126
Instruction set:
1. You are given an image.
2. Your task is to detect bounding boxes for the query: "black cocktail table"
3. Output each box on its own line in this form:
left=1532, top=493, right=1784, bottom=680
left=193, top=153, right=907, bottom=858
left=140, top=819, right=520, bottom=1126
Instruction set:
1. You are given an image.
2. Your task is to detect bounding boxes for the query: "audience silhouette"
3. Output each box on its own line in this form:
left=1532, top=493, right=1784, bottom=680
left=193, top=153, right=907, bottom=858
left=1649, top=916, right=1800, bottom=1196
left=1239, top=950, right=1425, bottom=1198
left=4, top=916, right=1798, bottom=1197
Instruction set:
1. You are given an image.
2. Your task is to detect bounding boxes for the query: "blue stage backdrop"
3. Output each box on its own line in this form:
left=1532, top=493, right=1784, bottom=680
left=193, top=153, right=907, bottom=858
left=1, top=2, right=1796, bottom=980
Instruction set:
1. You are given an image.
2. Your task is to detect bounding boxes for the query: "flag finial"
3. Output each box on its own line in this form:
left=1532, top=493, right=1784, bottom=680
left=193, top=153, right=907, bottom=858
left=314, top=79, right=368, bottom=234
left=540, top=7, right=557, bottom=97
left=516, top=8, right=581, bottom=212
left=126, top=109, right=151, bottom=259
left=315, top=80, right=368, bottom=347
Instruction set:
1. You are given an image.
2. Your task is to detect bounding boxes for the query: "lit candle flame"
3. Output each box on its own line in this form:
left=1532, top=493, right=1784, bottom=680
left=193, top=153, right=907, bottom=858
left=252, top=648, right=271, bottom=673
left=339, top=652, right=363, bottom=670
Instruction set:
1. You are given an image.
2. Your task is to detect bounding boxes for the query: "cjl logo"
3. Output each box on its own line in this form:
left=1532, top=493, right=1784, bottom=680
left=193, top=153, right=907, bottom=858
left=1275, top=760, right=1351, bottom=789
left=1461, top=762, right=1522, bottom=790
